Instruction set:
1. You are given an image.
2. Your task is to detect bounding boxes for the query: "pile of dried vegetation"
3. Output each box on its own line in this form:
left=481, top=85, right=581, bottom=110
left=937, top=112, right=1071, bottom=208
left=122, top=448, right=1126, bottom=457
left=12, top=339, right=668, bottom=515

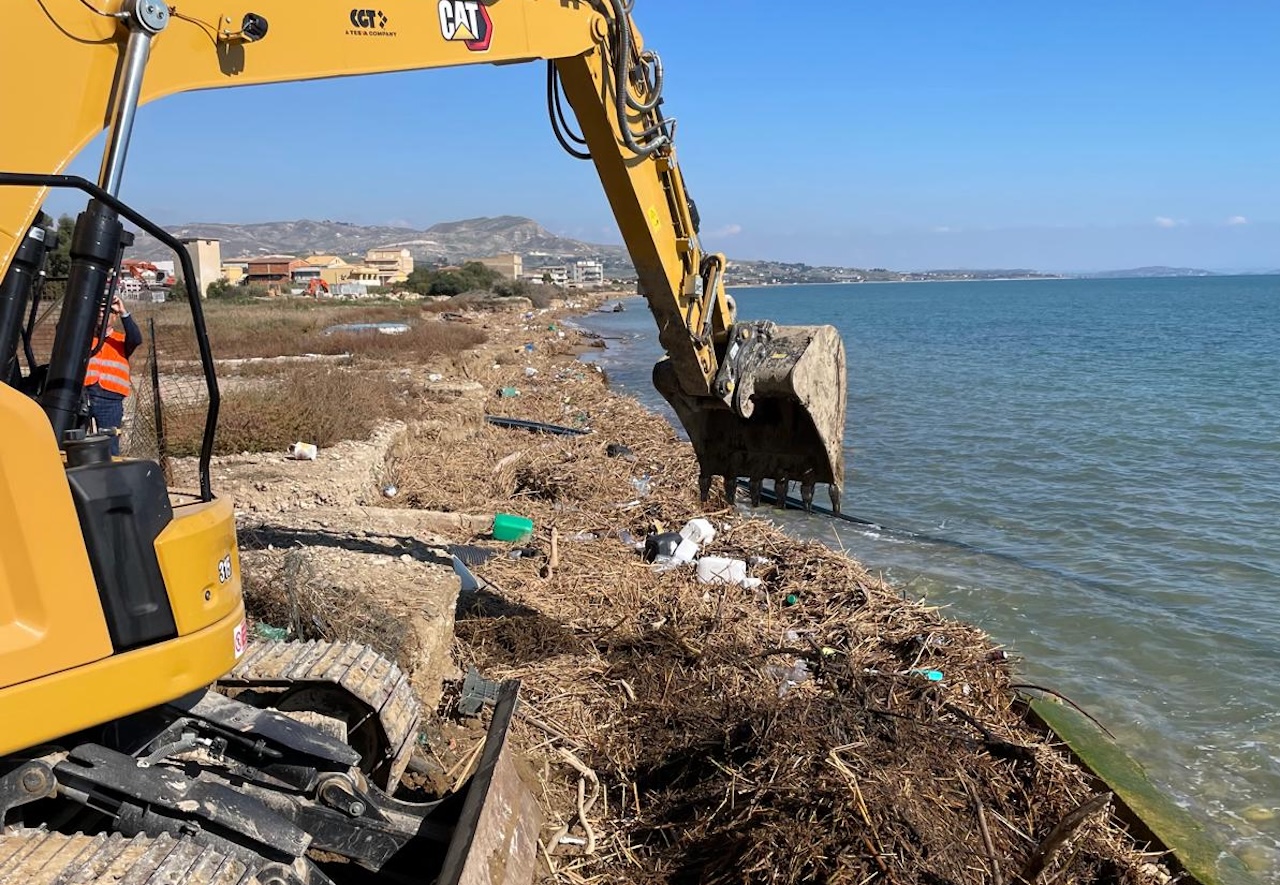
left=381, top=356, right=1173, bottom=884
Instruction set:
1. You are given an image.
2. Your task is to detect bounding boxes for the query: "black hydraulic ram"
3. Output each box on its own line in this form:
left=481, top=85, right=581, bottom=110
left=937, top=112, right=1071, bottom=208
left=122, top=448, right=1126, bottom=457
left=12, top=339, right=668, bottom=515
left=0, top=172, right=220, bottom=501
left=0, top=212, right=53, bottom=386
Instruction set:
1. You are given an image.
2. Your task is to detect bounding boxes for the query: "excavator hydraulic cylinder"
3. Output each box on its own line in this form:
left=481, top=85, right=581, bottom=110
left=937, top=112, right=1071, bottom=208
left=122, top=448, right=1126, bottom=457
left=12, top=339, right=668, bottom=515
left=0, top=214, right=51, bottom=386
left=40, top=200, right=123, bottom=443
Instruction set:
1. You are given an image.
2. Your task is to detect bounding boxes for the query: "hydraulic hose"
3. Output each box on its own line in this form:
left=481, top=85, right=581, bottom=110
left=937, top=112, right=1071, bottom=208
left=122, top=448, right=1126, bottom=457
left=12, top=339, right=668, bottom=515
left=604, top=0, right=668, bottom=157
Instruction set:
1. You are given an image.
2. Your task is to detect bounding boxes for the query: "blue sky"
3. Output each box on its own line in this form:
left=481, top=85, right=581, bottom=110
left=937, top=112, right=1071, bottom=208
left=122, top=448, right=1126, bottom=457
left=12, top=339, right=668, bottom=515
left=57, top=1, right=1280, bottom=272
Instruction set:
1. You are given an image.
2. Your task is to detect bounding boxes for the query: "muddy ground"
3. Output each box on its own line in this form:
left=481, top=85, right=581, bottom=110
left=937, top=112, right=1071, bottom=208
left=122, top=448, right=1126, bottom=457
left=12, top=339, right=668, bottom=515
left=183, top=292, right=1179, bottom=884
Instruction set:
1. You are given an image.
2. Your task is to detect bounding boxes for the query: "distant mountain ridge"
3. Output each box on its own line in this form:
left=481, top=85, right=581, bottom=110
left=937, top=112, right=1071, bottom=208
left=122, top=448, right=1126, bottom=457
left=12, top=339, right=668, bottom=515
left=129, top=215, right=631, bottom=272
left=1076, top=266, right=1218, bottom=279
left=129, top=216, right=1250, bottom=284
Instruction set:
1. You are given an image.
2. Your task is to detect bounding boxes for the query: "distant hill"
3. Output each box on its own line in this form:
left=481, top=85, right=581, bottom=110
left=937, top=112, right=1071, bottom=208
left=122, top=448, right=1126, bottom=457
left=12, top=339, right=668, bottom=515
left=129, top=215, right=632, bottom=273
left=1076, top=266, right=1218, bottom=279
left=126, top=214, right=1096, bottom=285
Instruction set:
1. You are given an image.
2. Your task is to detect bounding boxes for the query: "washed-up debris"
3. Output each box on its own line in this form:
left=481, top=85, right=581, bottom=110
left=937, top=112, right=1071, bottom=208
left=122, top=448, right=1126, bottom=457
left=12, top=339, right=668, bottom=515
left=427, top=373, right=444, bottom=382
left=679, top=517, right=716, bottom=547
left=380, top=327, right=1174, bottom=885
left=498, top=386, right=520, bottom=398
left=448, top=544, right=501, bottom=567
left=492, top=512, right=534, bottom=543
left=695, top=555, right=748, bottom=585
left=458, top=665, right=503, bottom=716
left=767, top=657, right=812, bottom=697
left=288, top=441, right=317, bottom=461
left=450, top=554, right=482, bottom=594
left=253, top=622, right=289, bottom=642
left=605, top=443, right=637, bottom=461
left=381, top=484, right=398, bottom=498
left=484, top=415, right=589, bottom=437
left=524, top=366, right=539, bottom=377
left=322, top=322, right=410, bottom=336
left=642, top=532, right=682, bottom=562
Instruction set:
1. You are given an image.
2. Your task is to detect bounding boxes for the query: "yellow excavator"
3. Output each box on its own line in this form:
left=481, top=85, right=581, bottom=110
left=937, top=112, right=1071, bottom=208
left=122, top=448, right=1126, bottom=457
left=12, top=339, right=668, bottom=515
left=0, top=2, right=848, bottom=883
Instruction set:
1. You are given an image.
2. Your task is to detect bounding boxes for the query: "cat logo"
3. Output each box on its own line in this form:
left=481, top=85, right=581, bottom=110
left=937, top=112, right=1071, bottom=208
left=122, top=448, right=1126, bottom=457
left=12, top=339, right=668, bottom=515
left=438, top=1, right=492, bottom=51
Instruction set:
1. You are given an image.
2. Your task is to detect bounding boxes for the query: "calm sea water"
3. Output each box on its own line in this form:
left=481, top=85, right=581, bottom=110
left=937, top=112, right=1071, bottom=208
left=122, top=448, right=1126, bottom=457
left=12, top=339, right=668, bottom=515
left=580, top=276, right=1280, bottom=876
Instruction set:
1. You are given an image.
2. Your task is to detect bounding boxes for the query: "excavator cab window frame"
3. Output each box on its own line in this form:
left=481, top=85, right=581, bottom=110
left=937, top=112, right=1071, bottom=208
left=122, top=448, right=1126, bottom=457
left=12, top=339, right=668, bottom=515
left=0, top=171, right=219, bottom=501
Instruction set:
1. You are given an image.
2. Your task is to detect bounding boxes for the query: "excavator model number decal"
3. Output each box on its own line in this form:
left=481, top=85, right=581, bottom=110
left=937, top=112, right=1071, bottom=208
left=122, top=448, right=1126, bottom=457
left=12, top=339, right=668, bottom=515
left=439, top=1, right=492, bottom=51
left=233, top=619, right=248, bottom=659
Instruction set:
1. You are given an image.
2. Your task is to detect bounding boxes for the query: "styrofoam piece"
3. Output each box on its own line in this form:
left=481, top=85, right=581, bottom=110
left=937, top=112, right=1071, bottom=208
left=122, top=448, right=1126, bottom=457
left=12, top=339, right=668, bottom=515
left=672, top=537, right=699, bottom=564
left=696, top=556, right=748, bottom=585
left=679, top=518, right=716, bottom=546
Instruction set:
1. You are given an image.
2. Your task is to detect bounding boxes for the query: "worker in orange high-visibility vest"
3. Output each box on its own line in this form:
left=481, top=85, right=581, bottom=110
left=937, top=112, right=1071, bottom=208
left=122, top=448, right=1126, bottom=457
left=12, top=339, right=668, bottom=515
left=84, top=293, right=142, bottom=455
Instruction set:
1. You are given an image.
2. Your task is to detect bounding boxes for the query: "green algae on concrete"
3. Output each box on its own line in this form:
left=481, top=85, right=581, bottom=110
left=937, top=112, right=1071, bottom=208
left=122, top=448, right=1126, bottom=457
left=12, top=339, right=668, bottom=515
left=1026, top=697, right=1258, bottom=885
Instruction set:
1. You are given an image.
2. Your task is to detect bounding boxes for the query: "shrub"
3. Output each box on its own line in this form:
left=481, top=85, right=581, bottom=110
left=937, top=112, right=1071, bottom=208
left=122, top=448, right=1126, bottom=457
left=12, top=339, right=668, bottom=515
left=165, top=366, right=411, bottom=455
left=156, top=302, right=485, bottom=362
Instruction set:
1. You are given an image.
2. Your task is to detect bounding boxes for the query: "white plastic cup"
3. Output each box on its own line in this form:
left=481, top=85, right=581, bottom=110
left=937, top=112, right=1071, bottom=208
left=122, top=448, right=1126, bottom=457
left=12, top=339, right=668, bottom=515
left=289, top=441, right=318, bottom=461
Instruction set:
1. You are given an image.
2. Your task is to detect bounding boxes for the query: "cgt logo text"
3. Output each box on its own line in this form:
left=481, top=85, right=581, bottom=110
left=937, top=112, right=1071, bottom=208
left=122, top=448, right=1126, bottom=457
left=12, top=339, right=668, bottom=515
left=347, top=8, right=396, bottom=37
left=439, top=1, right=492, bottom=51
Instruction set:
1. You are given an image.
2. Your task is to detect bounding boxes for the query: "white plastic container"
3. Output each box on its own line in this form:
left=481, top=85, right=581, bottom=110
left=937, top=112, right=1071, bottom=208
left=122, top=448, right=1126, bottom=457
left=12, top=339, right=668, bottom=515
left=696, top=556, right=748, bottom=585
left=672, top=538, right=700, bottom=564
left=288, top=441, right=318, bottom=461
left=679, top=518, right=716, bottom=547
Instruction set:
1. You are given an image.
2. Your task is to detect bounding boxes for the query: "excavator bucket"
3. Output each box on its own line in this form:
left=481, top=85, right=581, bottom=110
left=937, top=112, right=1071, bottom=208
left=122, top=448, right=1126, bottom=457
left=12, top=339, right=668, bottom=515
left=654, top=322, right=848, bottom=512
left=437, top=681, right=542, bottom=885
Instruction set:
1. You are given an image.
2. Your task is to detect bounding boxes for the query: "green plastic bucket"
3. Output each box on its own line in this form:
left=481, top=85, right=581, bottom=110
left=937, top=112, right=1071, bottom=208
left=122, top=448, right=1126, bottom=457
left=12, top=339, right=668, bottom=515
left=492, top=513, right=534, bottom=543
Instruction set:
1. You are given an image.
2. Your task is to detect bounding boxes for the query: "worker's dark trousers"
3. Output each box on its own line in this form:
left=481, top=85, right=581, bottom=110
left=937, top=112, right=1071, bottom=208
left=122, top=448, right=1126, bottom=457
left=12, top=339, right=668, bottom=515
left=86, top=384, right=125, bottom=455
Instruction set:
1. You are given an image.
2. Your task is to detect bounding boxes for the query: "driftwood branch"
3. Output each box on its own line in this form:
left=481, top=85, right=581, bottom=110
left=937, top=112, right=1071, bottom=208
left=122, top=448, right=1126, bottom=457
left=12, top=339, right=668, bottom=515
left=1018, top=792, right=1112, bottom=882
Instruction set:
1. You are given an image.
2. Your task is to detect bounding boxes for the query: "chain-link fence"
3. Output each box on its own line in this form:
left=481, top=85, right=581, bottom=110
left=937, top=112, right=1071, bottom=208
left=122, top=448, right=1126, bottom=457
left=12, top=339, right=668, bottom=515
left=22, top=276, right=212, bottom=485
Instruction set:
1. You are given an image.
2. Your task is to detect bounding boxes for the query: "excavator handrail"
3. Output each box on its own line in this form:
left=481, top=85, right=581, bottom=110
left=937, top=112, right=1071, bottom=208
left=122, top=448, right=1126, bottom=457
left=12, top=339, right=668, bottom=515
left=0, top=171, right=219, bottom=500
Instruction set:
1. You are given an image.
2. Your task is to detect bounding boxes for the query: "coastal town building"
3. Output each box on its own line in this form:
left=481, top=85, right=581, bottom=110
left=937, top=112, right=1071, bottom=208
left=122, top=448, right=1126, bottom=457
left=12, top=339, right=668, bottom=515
left=293, top=255, right=356, bottom=286
left=245, top=255, right=304, bottom=293
left=179, top=237, right=221, bottom=299
left=571, top=259, right=604, bottom=285
left=477, top=252, right=522, bottom=281
left=365, top=248, right=414, bottom=285
left=220, top=259, right=249, bottom=285
left=529, top=265, right=568, bottom=286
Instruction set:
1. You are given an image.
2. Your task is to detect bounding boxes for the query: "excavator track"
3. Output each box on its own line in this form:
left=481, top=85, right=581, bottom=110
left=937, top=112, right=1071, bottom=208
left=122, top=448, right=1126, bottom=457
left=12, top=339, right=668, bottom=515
left=0, top=830, right=261, bottom=885
left=220, top=640, right=421, bottom=790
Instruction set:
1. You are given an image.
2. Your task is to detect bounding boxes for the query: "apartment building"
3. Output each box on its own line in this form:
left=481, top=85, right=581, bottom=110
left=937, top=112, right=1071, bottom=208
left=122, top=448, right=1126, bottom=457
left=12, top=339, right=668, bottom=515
left=572, top=259, right=605, bottom=285
left=477, top=252, right=523, bottom=281
left=365, top=248, right=414, bottom=285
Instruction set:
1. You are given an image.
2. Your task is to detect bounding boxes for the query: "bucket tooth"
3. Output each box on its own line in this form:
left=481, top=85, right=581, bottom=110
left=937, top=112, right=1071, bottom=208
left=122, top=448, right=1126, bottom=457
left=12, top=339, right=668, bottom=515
left=828, top=484, right=842, bottom=515
left=698, top=470, right=713, bottom=503
left=774, top=477, right=789, bottom=508
left=801, top=482, right=816, bottom=512
left=748, top=477, right=764, bottom=508
left=723, top=474, right=737, bottom=506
